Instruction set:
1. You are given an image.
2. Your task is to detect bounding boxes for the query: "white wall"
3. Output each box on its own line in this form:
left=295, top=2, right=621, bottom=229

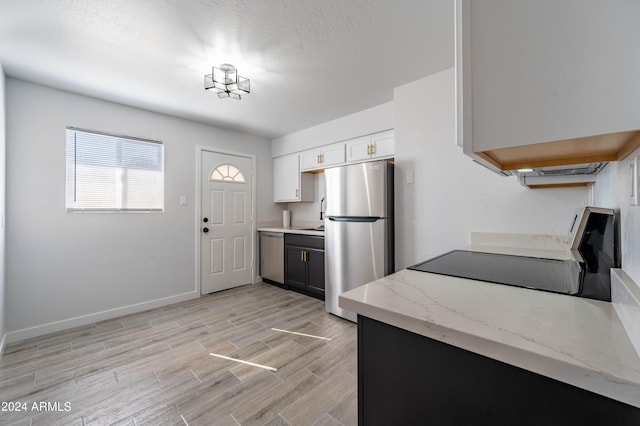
left=271, top=101, right=394, bottom=158
left=594, top=150, right=640, bottom=285
left=5, top=79, right=279, bottom=341
left=285, top=173, right=326, bottom=226
left=0, top=64, right=6, bottom=353
left=394, top=68, right=591, bottom=269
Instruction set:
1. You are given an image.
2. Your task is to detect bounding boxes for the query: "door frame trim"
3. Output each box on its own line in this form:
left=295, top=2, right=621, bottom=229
left=195, top=145, right=257, bottom=295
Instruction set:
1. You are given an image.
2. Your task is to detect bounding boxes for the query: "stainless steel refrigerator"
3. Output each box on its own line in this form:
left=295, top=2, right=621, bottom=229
left=324, top=160, right=394, bottom=322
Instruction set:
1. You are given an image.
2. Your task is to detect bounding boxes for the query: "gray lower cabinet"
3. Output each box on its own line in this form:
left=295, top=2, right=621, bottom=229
left=284, top=233, right=325, bottom=300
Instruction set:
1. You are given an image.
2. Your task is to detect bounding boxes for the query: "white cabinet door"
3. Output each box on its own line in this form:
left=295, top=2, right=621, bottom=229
left=456, top=0, right=640, bottom=162
left=347, top=130, right=395, bottom=163
left=300, top=150, right=321, bottom=171
left=346, top=136, right=372, bottom=163
left=274, top=154, right=299, bottom=202
left=321, top=143, right=346, bottom=168
left=370, top=132, right=394, bottom=159
left=273, top=154, right=314, bottom=203
left=300, top=143, right=346, bottom=172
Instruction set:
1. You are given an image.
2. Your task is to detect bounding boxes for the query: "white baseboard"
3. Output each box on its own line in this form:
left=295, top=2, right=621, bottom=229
left=5, top=291, right=200, bottom=344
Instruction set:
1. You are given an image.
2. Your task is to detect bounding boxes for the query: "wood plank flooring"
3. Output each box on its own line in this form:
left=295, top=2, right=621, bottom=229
left=0, top=283, right=357, bottom=426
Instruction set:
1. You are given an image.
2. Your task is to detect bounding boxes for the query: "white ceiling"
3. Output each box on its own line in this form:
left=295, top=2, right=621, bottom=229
left=0, top=0, right=454, bottom=139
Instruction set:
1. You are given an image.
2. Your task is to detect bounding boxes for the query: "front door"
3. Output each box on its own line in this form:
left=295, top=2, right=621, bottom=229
left=200, top=150, right=254, bottom=294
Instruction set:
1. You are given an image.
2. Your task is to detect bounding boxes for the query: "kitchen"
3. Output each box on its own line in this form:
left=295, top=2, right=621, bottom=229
left=1, top=0, right=640, bottom=424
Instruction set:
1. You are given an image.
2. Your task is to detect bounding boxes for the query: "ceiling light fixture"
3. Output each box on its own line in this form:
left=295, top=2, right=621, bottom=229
left=204, top=63, right=250, bottom=100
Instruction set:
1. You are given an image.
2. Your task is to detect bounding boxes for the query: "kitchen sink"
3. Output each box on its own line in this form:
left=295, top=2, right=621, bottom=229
left=300, top=226, right=324, bottom=231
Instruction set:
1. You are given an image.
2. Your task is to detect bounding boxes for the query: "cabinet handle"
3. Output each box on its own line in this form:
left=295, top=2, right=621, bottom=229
left=367, top=143, right=376, bottom=155
left=295, top=188, right=299, bottom=198
left=320, top=154, right=324, bottom=163
left=301, top=250, right=304, bottom=262
left=304, top=250, right=307, bottom=262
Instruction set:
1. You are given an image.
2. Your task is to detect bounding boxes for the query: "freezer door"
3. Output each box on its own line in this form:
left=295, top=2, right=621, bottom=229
left=325, top=161, right=389, bottom=218
left=325, top=217, right=388, bottom=322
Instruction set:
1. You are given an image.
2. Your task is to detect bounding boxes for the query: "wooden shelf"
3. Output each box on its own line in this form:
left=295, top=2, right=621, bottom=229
left=476, top=130, right=640, bottom=171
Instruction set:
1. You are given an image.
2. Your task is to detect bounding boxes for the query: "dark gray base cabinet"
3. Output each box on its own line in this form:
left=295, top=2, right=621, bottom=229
left=284, top=234, right=325, bottom=300
left=358, top=316, right=640, bottom=426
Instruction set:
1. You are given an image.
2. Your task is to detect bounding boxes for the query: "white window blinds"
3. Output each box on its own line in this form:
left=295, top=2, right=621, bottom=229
left=65, top=128, right=164, bottom=212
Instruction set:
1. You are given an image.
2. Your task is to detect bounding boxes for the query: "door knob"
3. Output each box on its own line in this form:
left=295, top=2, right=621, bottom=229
left=203, top=218, right=209, bottom=223
left=203, top=227, right=209, bottom=233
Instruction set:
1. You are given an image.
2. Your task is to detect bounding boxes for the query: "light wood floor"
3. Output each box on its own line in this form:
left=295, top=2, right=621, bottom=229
left=0, top=283, right=357, bottom=426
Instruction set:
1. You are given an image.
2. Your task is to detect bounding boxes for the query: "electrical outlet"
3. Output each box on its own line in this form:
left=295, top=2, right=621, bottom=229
left=631, top=157, right=639, bottom=206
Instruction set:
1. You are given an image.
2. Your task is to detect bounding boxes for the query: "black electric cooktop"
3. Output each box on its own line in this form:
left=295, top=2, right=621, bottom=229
left=408, top=250, right=582, bottom=296
left=408, top=207, right=619, bottom=302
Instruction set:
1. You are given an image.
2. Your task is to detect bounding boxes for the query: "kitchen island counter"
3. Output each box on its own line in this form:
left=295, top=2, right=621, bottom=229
left=339, top=266, right=640, bottom=409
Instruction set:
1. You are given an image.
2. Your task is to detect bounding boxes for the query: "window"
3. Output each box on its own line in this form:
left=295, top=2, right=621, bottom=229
left=210, top=163, right=246, bottom=183
left=65, top=128, right=164, bottom=212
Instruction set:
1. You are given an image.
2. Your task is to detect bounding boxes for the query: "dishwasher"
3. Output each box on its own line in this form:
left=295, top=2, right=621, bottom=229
left=259, top=232, right=284, bottom=285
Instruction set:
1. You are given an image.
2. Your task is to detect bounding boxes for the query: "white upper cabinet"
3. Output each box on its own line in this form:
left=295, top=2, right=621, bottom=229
left=273, top=154, right=314, bottom=203
left=300, top=143, right=346, bottom=172
left=346, top=130, right=395, bottom=163
left=456, top=0, right=640, bottom=172
left=274, top=131, right=394, bottom=201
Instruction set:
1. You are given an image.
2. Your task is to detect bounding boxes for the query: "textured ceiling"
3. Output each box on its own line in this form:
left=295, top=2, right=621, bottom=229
left=0, top=0, right=454, bottom=139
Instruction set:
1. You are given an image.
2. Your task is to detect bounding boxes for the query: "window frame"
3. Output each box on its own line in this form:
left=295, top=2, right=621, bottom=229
left=65, top=127, right=165, bottom=213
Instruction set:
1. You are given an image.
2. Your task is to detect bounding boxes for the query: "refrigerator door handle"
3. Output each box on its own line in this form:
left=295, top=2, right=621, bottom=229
left=327, top=216, right=381, bottom=223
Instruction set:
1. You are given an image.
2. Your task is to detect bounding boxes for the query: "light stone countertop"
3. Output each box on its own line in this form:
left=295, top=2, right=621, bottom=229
left=339, top=255, right=640, bottom=408
left=257, top=226, right=324, bottom=237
